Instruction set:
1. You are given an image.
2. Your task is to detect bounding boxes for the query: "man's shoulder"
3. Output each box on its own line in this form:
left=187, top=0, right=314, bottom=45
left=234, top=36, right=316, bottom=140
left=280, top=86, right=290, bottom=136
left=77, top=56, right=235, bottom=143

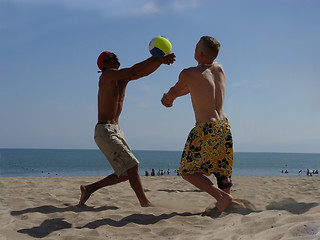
left=212, top=61, right=224, bottom=71
left=183, top=65, right=199, bottom=71
left=182, top=65, right=204, bottom=76
left=100, top=68, right=129, bottom=81
left=181, top=66, right=200, bottom=75
left=99, top=69, right=121, bottom=86
left=100, top=68, right=117, bottom=76
left=102, top=68, right=119, bottom=75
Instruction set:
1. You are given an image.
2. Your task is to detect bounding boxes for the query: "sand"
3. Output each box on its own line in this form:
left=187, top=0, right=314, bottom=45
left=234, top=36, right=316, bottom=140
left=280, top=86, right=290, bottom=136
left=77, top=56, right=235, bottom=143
left=0, top=176, right=319, bottom=240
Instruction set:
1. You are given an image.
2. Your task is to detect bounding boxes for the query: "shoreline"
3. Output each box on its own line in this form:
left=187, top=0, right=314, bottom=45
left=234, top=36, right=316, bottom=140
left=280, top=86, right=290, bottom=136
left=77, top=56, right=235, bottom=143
left=1, top=171, right=319, bottom=178
left=1, top=176, right=320, bottom=239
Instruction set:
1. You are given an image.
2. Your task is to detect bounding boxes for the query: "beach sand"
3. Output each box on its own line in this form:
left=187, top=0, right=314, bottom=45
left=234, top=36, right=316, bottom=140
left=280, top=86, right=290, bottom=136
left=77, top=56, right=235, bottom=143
left=0, top=176, right=319, bottom=240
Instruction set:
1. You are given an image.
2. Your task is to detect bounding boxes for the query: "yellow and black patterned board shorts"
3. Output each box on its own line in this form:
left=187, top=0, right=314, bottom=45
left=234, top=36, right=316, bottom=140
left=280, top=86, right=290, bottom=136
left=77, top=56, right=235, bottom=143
left=179, top=120, right=233, bottom=178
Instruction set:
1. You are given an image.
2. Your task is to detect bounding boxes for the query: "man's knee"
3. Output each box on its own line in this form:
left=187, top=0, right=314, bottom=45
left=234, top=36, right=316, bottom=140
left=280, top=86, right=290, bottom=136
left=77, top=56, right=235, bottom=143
left=216, top=176, right=233, bottom=189
left=125, top=164, right=139, bottom=176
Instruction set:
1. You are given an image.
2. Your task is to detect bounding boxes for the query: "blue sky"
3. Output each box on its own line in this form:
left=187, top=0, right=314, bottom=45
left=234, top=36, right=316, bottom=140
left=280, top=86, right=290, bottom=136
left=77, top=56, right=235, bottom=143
left=1, top=0, right=320, bottom=153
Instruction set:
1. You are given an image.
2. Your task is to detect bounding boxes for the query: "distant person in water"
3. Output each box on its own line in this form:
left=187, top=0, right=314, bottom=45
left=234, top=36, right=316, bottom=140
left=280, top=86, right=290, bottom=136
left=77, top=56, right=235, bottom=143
left=77, top=50, right=175, bottom=207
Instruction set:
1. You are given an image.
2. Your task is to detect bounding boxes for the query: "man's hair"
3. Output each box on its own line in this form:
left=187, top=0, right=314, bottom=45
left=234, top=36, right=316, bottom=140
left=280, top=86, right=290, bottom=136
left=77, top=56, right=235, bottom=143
left=200, top=36, right=221, bottom=60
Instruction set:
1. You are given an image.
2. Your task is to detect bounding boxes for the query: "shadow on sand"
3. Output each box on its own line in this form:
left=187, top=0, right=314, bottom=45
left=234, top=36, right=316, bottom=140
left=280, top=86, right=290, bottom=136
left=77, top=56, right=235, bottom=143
left=11, top=204, right=117, bottom=216
left=202, top=197, right=319, bottom=218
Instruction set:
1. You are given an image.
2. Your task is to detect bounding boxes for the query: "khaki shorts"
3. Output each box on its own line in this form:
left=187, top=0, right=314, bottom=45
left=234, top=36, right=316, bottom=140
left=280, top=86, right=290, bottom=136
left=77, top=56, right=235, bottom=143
left=94, top=124, right=139, bottom=176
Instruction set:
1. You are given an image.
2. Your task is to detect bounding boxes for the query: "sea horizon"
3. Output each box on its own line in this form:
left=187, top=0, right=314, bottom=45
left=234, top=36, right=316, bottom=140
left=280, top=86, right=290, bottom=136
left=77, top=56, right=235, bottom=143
left=1, top=147, right=320, bottom=154
left=0, top=148, right=319, bottom=178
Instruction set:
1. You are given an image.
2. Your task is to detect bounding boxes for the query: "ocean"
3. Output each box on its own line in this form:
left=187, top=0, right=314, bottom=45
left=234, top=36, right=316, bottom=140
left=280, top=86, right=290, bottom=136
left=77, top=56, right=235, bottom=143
left=0, top=148, right=319, bottom=178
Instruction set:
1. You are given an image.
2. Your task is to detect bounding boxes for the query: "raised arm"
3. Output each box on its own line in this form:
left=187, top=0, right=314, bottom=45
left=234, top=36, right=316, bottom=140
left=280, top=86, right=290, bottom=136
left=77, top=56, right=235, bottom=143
left=113, top=53, right=176, bottom=82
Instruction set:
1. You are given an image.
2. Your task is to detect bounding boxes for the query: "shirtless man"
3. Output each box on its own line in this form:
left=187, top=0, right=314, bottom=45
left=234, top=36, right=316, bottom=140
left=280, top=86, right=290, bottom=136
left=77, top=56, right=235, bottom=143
left=77, top=51, right=176, bottom=207
left=161, top=36, right=233, bottom=212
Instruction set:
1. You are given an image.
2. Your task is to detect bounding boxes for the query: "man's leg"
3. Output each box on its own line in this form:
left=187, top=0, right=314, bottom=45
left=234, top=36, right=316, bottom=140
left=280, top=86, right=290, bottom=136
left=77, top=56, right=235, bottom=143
left=181, top=173, right=232, bottom=212
left=127, top=164, right=152, bottom=207
left=77, top=173, right=128, bottom=207
left=220, top=178, right=232, bottom=194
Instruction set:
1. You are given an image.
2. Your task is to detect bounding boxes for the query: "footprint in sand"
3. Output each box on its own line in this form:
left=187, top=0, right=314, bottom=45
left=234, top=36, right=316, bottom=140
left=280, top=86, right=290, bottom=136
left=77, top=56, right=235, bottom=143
left=202, top=199, right=257, bottom=218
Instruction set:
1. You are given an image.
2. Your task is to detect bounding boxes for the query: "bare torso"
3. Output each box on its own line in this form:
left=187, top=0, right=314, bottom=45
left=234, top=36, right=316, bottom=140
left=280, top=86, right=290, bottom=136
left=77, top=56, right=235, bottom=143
left=183, top=62, right=227, bottom=123
left=96, top=53, right=176, bottom=124
left=97, top=72, right=129, bottom=124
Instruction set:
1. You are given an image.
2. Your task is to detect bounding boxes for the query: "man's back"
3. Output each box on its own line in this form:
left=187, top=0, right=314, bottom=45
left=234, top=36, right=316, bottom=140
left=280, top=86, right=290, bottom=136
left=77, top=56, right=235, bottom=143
left=181, top=62, right=227, bottom=123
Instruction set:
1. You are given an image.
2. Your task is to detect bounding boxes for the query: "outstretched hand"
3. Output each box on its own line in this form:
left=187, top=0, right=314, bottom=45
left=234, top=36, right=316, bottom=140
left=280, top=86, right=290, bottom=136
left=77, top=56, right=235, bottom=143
left=161, top=53, right=176, bottom=65
left=161, top=93, right=173, bottom=107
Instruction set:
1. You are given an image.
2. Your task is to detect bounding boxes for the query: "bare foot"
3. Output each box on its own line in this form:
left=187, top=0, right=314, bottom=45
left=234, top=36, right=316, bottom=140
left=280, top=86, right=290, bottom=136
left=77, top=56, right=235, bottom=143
left=140, top=201, right=154, bottom=207
left=216, top=192, right=233, bottom=212
left=76, top=185, right=92, bottom=207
